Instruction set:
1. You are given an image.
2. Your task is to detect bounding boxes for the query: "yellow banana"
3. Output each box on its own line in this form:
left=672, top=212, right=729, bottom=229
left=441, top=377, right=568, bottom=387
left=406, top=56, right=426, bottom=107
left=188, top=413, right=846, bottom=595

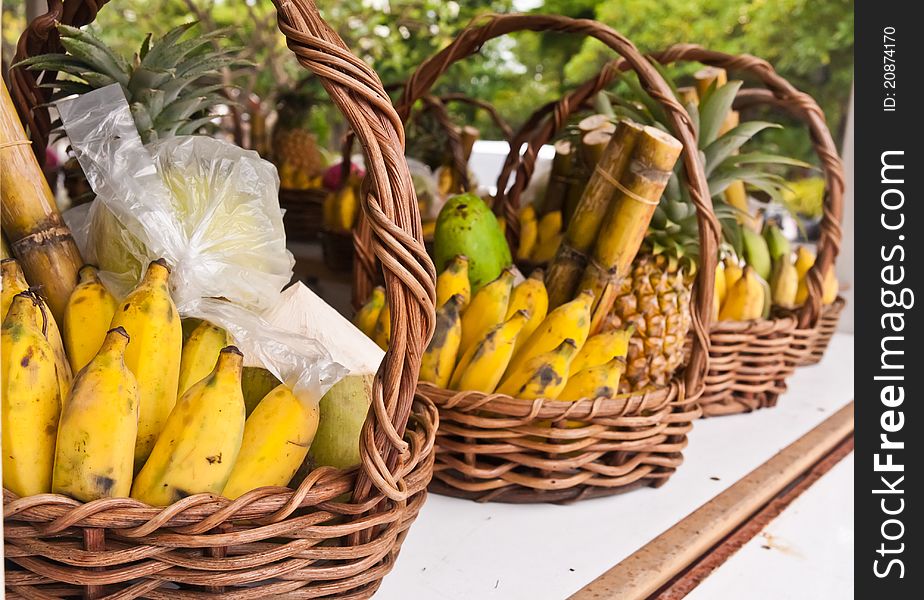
left=770, top=258, right=798, bottom=309
left=419, top=294, right=464, bottom=388
left=222, top=384, right=319, bottom=499
left=450, top=310, right=529, bottom=393
left=497, top=215, right=507, bottom=235
left=530, top=231, right=563, bottom=264
left=436, top=255, right=471, bottom=310
left=496, top=338, right=577, bottom=400
left=372, top=302, right=391, bottom=350
left=559, top=356, right=625, bottom=401
left=131, top=346, right=246, bottom=506
left=794, top=246, right=817, bottom=305
left=1, top=292, right=61, bottom=496
left=537, top=210, right=563, bottom=244
left=63, top=265, right=119, bottom=373
left=715, top=260, right=726, bottom=306
left=354, top=286, right=385, bottom=337
left=516, top=206, right=538, bottom=261
left=110, top=259, right=183, bottom=468
left=506, top=269, right=549, bottom=354
left=505, top=289, right=593, bottom=379
left=52, top=327, right=139, bottom=502
left=2, top=258, right=72, bottom=402
left=719, top=266, right=765, bottom=321
left=822, top=265, right=839, bottom=305
left=459, top=267, right=515, bottom=356
left=569, top=327, right=632, bottom=375
left=722, top=256, right=743, bottom=294
left=177, top=320, right=229, bottom=397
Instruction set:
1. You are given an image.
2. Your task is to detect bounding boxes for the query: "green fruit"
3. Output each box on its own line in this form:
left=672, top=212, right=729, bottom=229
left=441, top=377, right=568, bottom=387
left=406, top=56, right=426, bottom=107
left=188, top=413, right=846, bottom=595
left=307, top=374, right=373, bottom=470
left=762, top=223, right=790, bottom=264
left=241, top=367, right=282, bottom=416
left=434, top=193, right=512, bottom=292
left=742, top=228, right=772, bottom=281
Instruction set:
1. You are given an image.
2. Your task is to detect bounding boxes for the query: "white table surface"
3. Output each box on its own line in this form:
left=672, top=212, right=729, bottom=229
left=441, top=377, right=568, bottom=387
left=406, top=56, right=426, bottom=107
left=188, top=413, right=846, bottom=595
left=686, top=453, right=854, bottom=600
left=376, top=333, right=855, bottom=600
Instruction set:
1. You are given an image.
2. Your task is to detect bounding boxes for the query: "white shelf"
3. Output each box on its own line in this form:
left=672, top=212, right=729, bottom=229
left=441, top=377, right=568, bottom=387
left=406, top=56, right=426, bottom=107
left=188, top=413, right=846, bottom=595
left=376, top=333, right=855, bottom=600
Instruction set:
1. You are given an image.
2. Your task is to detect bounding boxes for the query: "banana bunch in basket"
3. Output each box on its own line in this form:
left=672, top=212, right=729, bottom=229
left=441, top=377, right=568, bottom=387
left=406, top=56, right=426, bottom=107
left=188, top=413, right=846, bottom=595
left=1, top=258, right=318, bottom=505
left=355, top=256, right=632, bottom=402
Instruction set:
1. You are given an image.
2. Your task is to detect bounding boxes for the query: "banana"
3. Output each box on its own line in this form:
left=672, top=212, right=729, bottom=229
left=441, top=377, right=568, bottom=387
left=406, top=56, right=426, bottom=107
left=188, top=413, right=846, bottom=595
left=420, top=294, right=464, bottom=388
left=719, top=266, right=765, bottom=321
left=715, top=260, right=727, bottom=306
left=436, top=255, right=471, bottom=311
left=450, top=310, right=529, bottom=393
left=131, top=346, right=246, bottom=506
left=505, top=289, right=593, bottom=379
left=63, top=265, right=119, bottom=373
left=222, top=384, right=319, bottom=499
left=327, top=183, right=359, bottom=232
left=794, top=246, right=816, bottom=305
left=822, top=265, right=839, bottom=305
left=742, top=228, right=772, bottom=281
left=497, top=215, right=507, bottom=235
left=241, top=366, right=282, bottom=416
left=1, top=292, right=61, bottom=496
left=2, top=258, right=72, bottom=402
left=496, top=338, right=577, bottom=400
left=459, top=267, right=515, bottom=356
left=763, top=223, right=791, bottom=264
left=770, top=258, right=798, bottom=309
left=723, top=256, right=743, bottom=293
left=537, top=210, right=563, bottom=244
left=177, top=320, right=229, bottom=397
left=559, top=356, right=625, bottom=401
left=372, top=302, right=391, bottom=350
left=52, top=327, right=139, bottom=502
left=530, top=231, right=562, bottom=264
left=110, top=259, right=183, bottom=468
left=506, top=269, right=549, bottom=353
left=569, top=327, right=632, bottom=375
left=516, top=206, right=538, bottom=261
left=354, top=286, right=385, bottom=338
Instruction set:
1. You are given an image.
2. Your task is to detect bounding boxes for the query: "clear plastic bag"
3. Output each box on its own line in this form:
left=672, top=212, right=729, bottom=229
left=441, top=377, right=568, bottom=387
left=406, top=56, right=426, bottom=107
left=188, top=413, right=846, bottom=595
left=58, top=85, right=342, bottom=403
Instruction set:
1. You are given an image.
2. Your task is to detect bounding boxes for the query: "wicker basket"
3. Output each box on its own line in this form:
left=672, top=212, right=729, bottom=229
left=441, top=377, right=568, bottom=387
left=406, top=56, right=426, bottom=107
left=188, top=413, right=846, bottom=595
left=496, top=46, right=845, bottom=418
left=280, top=187, right=328, bottom=242
left=6, top=0, right=439, bottom=597
left=354, top=14, right=721, bottom=504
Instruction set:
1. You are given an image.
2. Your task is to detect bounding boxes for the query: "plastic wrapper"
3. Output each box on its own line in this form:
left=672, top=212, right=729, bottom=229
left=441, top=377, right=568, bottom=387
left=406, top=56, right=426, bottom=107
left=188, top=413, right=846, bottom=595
left=58, top=84, right=342, bottom=403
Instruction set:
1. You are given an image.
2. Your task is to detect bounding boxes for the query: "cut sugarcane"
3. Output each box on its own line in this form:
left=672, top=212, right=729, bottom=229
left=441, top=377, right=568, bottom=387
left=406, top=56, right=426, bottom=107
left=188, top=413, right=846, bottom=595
left=545, top=120, right=644, bottom=308
left=0, top=80, right=82, bottom=322
left=542, top=139, right=576, bottom=214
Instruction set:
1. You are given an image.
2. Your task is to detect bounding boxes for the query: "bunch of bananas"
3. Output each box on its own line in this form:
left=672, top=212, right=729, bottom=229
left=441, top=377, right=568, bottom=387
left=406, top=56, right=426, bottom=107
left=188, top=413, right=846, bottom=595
left=355, top=255, right=632, bottom=403
left=1, top=258, right=318, bottom=505
left=516, top=206, right=564, bottom=265
left=322, top=175, right=361, bottom=233
left=715, top=224, right=839, bottom=321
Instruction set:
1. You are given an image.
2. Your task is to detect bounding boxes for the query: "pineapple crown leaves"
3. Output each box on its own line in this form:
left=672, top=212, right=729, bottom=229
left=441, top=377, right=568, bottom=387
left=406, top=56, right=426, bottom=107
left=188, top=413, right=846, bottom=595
left=16, top=22, right=245, bottom=144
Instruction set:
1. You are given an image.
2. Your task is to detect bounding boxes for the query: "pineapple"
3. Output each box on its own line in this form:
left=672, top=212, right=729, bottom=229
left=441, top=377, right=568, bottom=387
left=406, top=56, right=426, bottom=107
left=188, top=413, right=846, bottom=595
left=18, top=22, right=240, bottom=205
left=272, top=88, right=325, bottom=190
left=599, top=71, right=809, bottom=392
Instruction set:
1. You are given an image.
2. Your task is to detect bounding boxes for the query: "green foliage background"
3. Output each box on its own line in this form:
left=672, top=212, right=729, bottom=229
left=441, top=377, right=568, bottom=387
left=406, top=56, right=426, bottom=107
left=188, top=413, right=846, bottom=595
left=2, top=0, right=853, bottom=158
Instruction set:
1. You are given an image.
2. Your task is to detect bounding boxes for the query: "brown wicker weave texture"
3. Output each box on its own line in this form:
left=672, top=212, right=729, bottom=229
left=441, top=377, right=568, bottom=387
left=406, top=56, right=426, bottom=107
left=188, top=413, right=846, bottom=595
left=392, top=14, right=720, bottom=503
left=496, top=45, right=845, bottom=417
left=351, top=91, right=515, bottom=310
left=5, top=1, right=439, bottom=597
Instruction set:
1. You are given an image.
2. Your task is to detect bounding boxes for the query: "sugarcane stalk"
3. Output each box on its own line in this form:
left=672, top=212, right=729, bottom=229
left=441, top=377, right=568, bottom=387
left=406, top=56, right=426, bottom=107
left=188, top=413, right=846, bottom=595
left=545, top=120, right=645, bottom=308
left=677, top=86, right=699, bottom=106
left=460, top=126, right=479, bottom=162
left=578, top=114, right=612, bottom=135
left=579, top=128, right=615, bottom=168
left=0, top=233, right=10, bottom=259
left=694, top=66, right=728, bottom=98
left=576, top=125, right=683, bottom=330
left=542, top=139, right=575, bottom=214
left=0, top=79, right=82, bottom=322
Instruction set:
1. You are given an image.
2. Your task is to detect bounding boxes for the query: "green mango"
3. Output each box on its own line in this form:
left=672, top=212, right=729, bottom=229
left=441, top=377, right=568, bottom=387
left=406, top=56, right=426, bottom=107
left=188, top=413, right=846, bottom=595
left=307, top=374, right=374, bottom=470
left=742, top=228, right=772, bottom=281
left=434, top=193, right=512, bottom=292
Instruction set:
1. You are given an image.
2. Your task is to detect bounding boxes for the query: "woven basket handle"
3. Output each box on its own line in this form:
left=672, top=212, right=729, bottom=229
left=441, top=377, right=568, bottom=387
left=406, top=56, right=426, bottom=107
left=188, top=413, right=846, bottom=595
left=395, top=13, right=720, bottom=397
left=273, top=0, right=436, bottom=503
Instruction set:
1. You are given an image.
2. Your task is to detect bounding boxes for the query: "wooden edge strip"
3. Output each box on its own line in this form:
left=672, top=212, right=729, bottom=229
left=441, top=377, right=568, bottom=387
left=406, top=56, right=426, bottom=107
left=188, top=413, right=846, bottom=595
left=569, top=400, right=855, bottom=600
left=655, top=434, right=855, bottom=599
